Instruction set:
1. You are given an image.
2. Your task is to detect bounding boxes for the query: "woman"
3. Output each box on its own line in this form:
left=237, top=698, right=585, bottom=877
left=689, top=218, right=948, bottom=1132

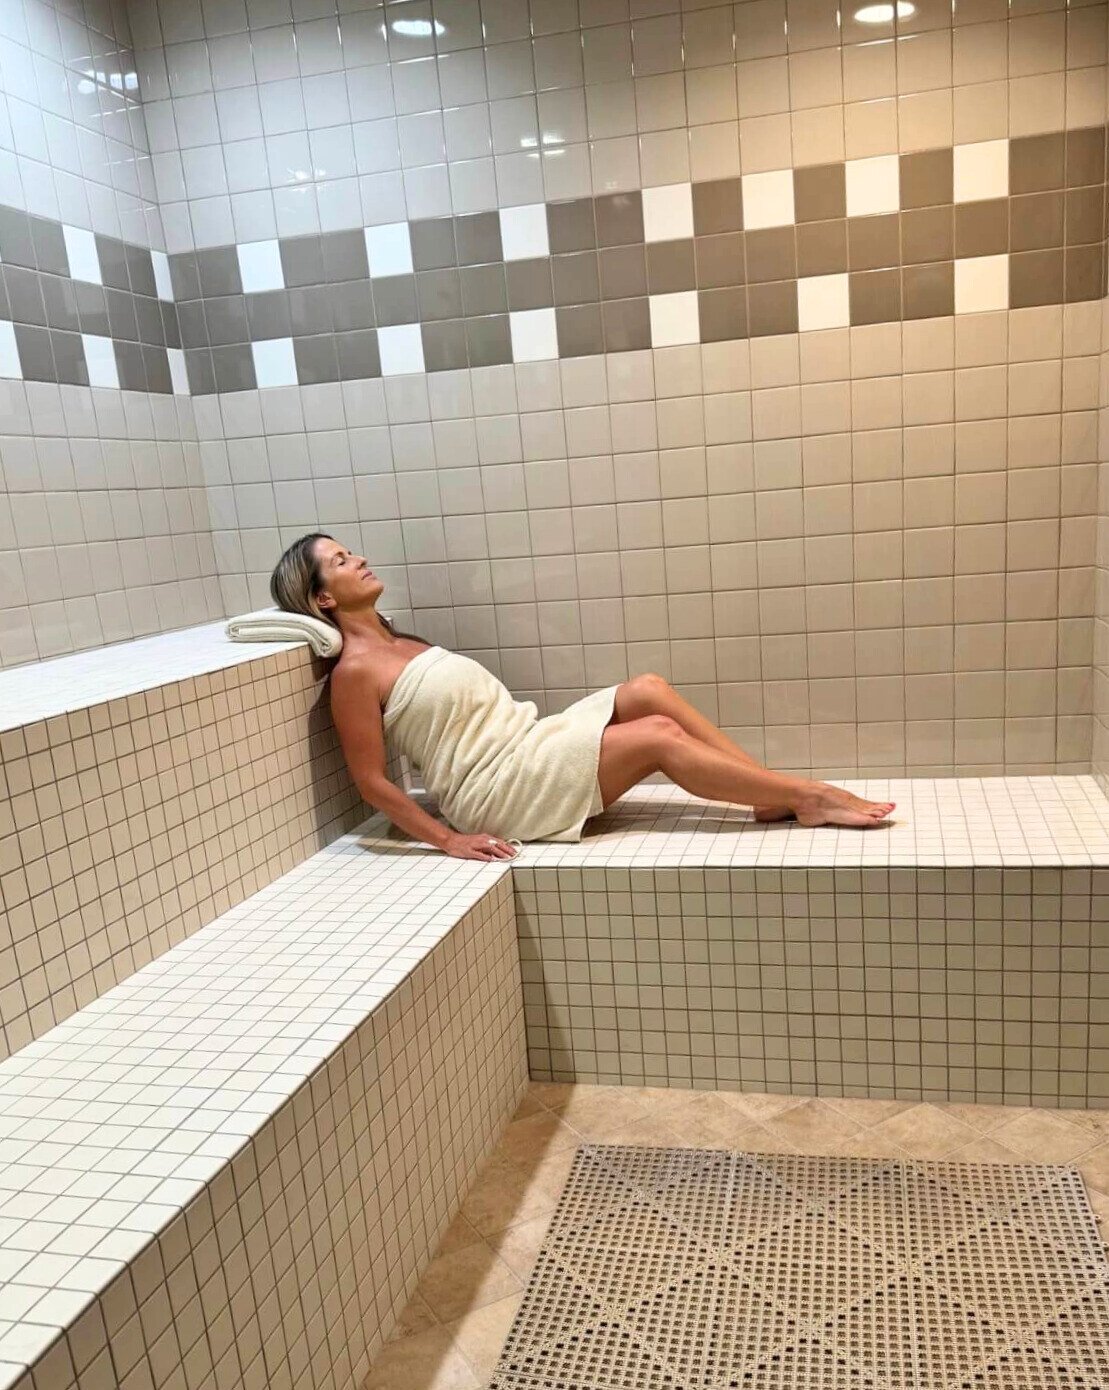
left=271, top=534, right=894, bottom=862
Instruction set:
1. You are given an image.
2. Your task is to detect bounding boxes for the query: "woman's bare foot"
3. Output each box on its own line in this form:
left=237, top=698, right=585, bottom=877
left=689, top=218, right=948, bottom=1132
left=753, top=805, right=794, bottom=822
left=794, top=784, right=895, bottom=828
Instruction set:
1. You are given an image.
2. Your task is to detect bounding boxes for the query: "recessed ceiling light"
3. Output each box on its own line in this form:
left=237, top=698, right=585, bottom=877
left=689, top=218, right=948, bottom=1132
left=390, top=18, right=446, bottom=37
left=854, top=1, right=915, bottom=22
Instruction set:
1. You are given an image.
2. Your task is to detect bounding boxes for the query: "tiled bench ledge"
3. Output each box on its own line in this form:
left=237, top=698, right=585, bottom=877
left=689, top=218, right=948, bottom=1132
left=365, top=778, right=1109, bottom=1109
left=0, top=622, right=413, bottom=1061
left=0, top=822, right=525, bottom=1390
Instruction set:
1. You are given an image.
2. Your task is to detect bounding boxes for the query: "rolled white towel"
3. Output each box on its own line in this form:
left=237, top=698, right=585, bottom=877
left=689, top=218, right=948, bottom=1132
left=225, top=606, right=343, bottom=658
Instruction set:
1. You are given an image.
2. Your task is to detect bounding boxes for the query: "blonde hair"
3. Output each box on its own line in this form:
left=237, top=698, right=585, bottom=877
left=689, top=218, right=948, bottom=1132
left=270, top=533, right=423, bottom=644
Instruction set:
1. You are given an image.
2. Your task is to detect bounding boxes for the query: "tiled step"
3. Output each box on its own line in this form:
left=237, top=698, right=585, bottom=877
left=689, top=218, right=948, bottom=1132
left=0, top=824, right=525, bottom=1390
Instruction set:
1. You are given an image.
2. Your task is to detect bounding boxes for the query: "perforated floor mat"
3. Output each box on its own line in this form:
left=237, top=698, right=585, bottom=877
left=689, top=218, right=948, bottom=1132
left=487, top=1146, right=1109, bottom=1390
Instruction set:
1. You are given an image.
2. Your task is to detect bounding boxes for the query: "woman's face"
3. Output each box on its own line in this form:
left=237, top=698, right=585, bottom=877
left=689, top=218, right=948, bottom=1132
left=313, top=537, right=384, bottom=613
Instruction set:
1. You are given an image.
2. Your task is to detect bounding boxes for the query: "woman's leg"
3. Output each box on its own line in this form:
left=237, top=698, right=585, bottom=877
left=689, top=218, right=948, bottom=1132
left=597, top=713, right=895, bottom=828
left=611, top=672, right=792, bottom=819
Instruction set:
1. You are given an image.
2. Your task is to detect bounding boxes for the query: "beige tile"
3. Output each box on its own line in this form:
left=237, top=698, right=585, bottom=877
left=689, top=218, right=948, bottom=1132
left=437, top=1210, right=486, bottom=1255
left=367, top=1325, right=481, bottom=1390
left=990, top=1111, right=1098, bottom=1164
left=935, top=1102, right=1015, bottom=1134
left=763, top=1097, right=863, bottom=1148
left=457, top=1154, right=563, bottom=1237
left=447, top=1294, right=522, bottom=1380
left=943, top=1136, right=1028, bottom=1165
left=821, top=1096, right=917, bottom=1128
left=866, top=1102, right=980, bottom=1158
left=415, top=1243, right=524, bottom=1324
left=1077, top=1142, right=1109, bottom=1195
left=496, top=1111, right=581, bottom=1166
left=487, top=1212, right=557, bottom=1280
left=391, top=1290, right=439, bottom=1338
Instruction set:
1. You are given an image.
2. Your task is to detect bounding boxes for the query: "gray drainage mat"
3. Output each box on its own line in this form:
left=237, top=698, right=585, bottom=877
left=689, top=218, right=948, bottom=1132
left=488, top=1145, right=1109, bottom=1390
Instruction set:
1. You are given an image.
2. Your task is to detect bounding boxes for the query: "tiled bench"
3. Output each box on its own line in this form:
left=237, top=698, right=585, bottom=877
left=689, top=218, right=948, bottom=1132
left=362, top=777, right=1109, bottom=1109
left=0, top=823, right=525, bottom=1390
left=5, top=623, right=1109, bottom=1389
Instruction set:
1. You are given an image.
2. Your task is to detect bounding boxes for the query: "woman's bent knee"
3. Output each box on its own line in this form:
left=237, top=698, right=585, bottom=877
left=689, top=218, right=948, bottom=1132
left=640, top=713, right=685, bottom=747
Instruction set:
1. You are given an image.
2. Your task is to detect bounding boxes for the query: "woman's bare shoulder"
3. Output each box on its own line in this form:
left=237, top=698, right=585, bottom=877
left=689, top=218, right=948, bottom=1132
left=329, top=651, right=384, bottom=709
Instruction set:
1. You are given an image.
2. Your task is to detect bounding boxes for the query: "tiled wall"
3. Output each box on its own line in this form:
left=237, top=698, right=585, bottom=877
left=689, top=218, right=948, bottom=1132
left=136, top=0, right=1109, bottom=776
left=6, top=872, right=526, bottom=1390
left=1095, top=223, right=1109, bottom=787
left=0, top=643, right=393, bottom=1061
left=3, top=0, right=1109, bottom=778
left=516, top=862, right=1109, bottom=1108
left=0, top=0, right=160, bottom=247
left=0, top=379, right=224, bottom=666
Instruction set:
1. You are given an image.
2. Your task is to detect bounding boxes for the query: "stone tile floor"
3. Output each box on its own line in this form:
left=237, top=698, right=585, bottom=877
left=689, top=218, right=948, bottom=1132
left=363, top=1083, right=1109, bottom=1390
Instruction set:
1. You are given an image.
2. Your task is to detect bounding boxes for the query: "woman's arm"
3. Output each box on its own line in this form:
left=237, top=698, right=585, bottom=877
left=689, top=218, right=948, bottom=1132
left=330, top=661, right=455, bottom=850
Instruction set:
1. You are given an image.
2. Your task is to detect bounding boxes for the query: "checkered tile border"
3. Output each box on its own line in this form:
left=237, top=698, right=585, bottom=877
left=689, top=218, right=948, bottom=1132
left=0, top=126, right=1105, bottom=395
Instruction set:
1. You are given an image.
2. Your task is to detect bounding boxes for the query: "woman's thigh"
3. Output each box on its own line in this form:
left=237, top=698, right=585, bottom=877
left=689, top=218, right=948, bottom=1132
left=595, top=715, right=678, bottom=809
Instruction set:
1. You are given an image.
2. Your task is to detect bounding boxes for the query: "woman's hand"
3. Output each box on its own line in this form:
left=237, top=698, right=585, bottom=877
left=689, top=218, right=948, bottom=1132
left=443, top=831, right=519, bottom=861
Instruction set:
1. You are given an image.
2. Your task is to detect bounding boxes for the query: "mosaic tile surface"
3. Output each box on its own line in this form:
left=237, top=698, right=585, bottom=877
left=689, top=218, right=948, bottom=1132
left=489, top=1144, right=1109, bottom=1390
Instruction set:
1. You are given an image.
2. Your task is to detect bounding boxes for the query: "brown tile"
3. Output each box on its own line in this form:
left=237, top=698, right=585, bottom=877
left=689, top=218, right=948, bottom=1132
left=602, top=296, right=651, bottom=351
left=464, top=313, right=511, bottom=366
left=460, top=262, right=508, bottom=315
left=901, top=205, right=954, bottom=264
left=335, top=328, right=380, bottom=380
left=599, top=245, right=647, bottom=299
left=698, top=286, right=748, bottom=341
left=1009, top=248, right=1064, bottom=308
left=793, top=163, right=846, bottom=223
left=692, top=177, right=743, bottom=234
left=547, top=197, right=596, bottom=252
left=505, top=258, right=554, bottom=310
left=1009, top=131, right=1065, bottom=195
left=1065, top=243, right=1105, bottom=302
left=1009, top=191, right=1064, bottom=253
left=415, top=267, right=463, bottom=320
left=421, top=318, right=469, bottom=371
left=595, top=191, right=644, bottom=247
left=847, top=213, right=899, bottom=271
left=695, top=231, right=746, bottom=288
left=454, top=211, right=502, bottom=266
left=745, top=226, right=796, bottom=283
left=409, top=216, right=456, bottom=270
left=849, top=268, right=901, bottom=325
left=903, top=261, right=954, bottom=319
left=796, top=219, right=848, bottom=276
left=747, top=280, right=797, bottom=336
left=551, top=250, right=600, bottom=305
left=900, top=148, right=953, bottom=209
left=647, top=238, right=696, bottom=293
left=1065, top=186, right=1106, bottom=246
left=372, top=274, right=418, bottom=325
left=1065, top=125, right=1106, bottom=188
left=955, top=199, right=1008, bottom=258
left=556, top=302, right=604, bottom=356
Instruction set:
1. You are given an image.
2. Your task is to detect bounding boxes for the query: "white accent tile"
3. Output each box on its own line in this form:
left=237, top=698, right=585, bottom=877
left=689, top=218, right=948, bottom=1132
left=81, top=334, right=119, bottom=389
left=378, top=323, right=425, bottom=375
left=499, top=203, right=550, bottom=261
left=236, top=238, right=285, bottom=293
left=167, top=347, right=189, bottom=395
left=642, top=182, right=695, bottom=242
left=151, top=249, right=174, bottom=301
left=61, top=224, right=101, bottom=284
left=509, top=308, right=558, bottom=362
left=844, top=154, right=900, bottom=217
left=797, top=273, right=850, bottom=332
left=649, top=291, right=700, bottom=347
left=739, top=170, right=795, bottom=230
left=252, top=337, right=298, bottom=388
left=955, top=254, right=1009, bottom=314
left=364, top=221, right=413, bottom=277
left=0, top=320, right=22, bottom=378
left=953, top=139, right=1009, bottom=203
